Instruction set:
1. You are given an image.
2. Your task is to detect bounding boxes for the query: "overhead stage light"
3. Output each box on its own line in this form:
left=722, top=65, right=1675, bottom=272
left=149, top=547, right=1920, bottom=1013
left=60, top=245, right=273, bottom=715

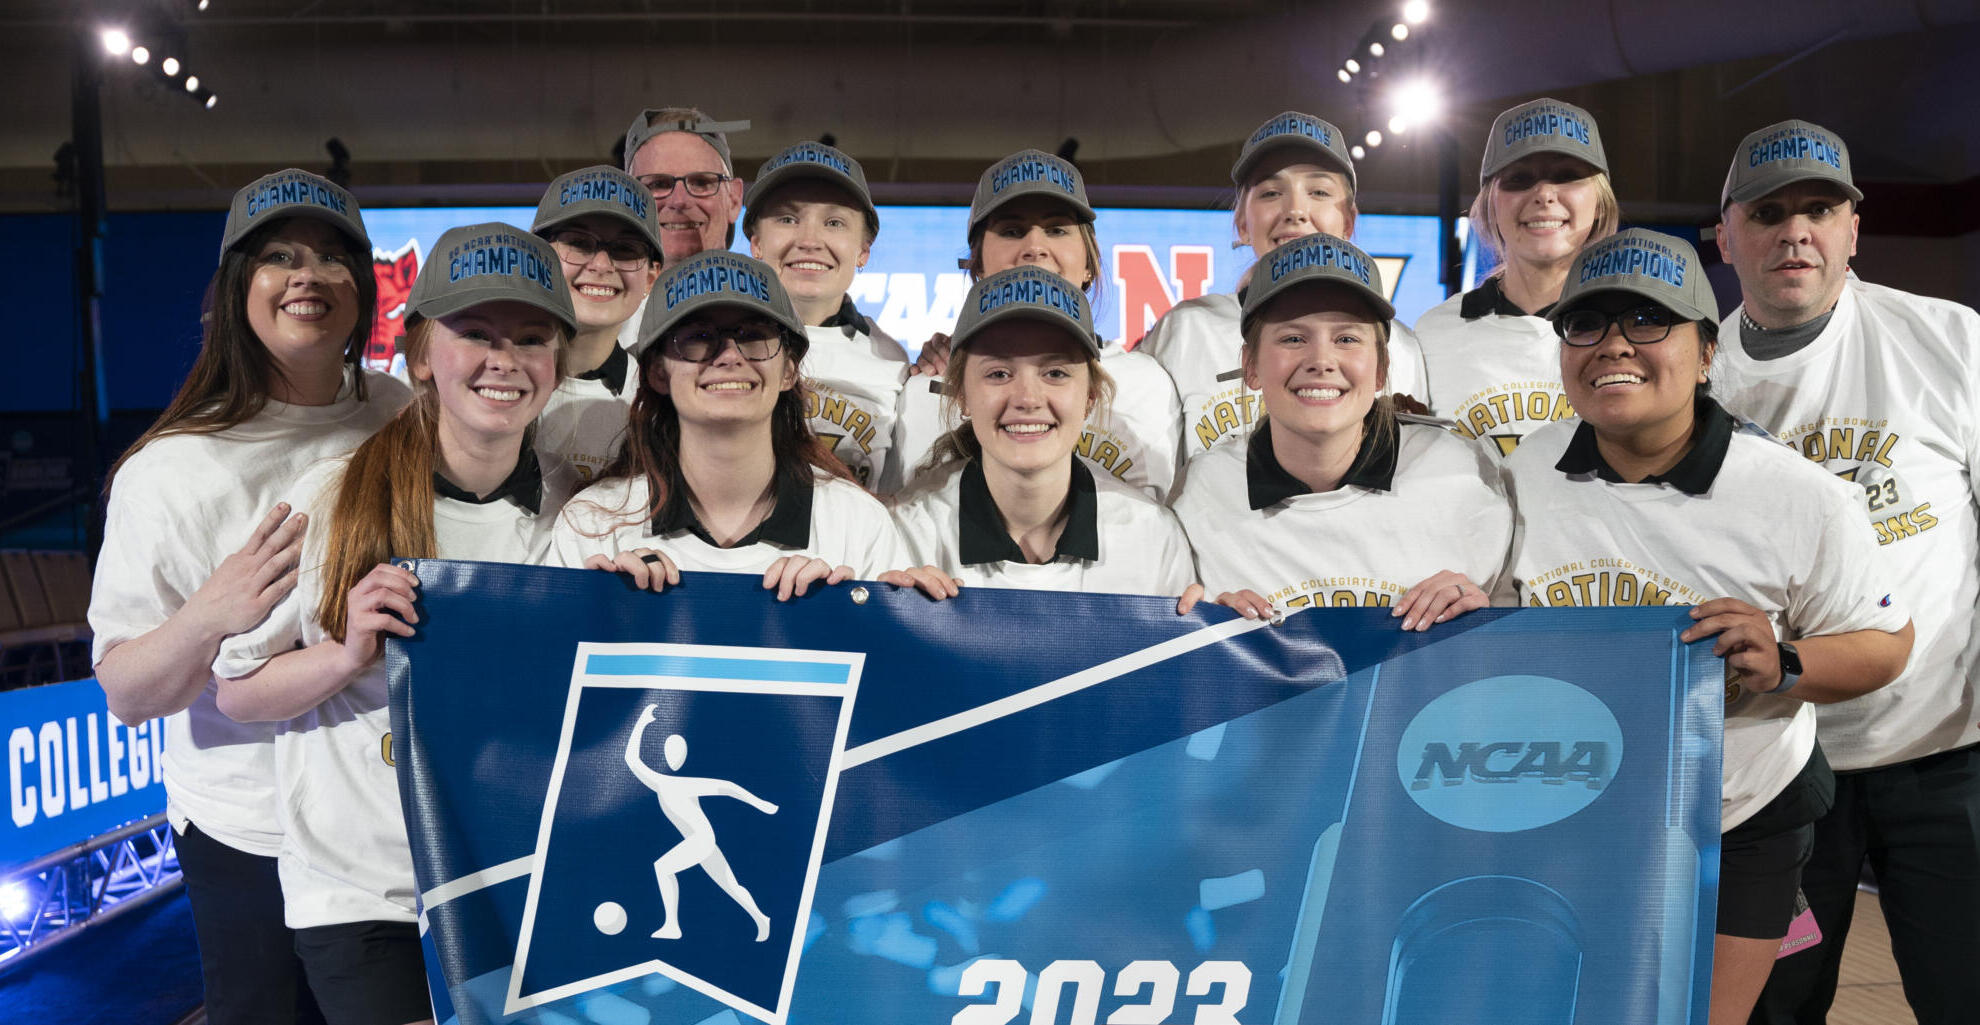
left=130, top=45, right=149, bottom=64
left=100, top=28, right=131, bottom=55
left=1403, top=0, right=1431, bottom=24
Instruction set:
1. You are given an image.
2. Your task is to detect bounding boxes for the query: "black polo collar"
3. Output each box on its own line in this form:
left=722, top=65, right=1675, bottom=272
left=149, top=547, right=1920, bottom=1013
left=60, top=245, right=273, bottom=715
left=818, top=295, right=873, bottom=339
left=1554, top=396, right=1736, bottom=495
left=1245, top=418, right=1399, bottom=510
left=1459, top=275, right=1555, bottom=321
left=574, top=343, right=631, bottom=396
left=432, top=445, right=544, bottom=514
left=651, top=466, right=815, bottom=548
left=957, top=458, right=1101, bottom=565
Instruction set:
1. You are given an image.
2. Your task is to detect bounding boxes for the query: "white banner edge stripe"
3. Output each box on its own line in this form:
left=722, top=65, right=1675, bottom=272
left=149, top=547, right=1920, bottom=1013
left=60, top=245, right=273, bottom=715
left=421, top=853, right=535, bottom=909
left=841, top=613, right=1273, bottom=768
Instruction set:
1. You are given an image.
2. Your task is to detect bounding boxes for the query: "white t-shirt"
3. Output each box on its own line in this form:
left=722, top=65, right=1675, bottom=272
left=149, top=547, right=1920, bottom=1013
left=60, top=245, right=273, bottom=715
left=1712, top=279, right=1980, bottom=769
left=802, top=323, right=909, bottom=491
left=1505, top=411, right=1909, bottom=828
left=550, top=468, right=909, bottom=578
left=1414, top=284, right=1573, bottom=461
left=214, top=453, right=568, bottom=927
left=87, top=370, right=409, bottom=857
left=1137, top=292, right=1428, bottom=463
left=889, top=342, right=1184, bottom=501
left=1173, top=421, right=1510, bottom=609
left=890, top=458, right=1196, bottom=596
left=536, top=352, right=635, bottom=486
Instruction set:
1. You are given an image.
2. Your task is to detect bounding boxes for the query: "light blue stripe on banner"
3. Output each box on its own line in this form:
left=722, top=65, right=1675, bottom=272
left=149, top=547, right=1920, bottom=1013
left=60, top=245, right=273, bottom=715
left=584, top=653, right=851, bottom=685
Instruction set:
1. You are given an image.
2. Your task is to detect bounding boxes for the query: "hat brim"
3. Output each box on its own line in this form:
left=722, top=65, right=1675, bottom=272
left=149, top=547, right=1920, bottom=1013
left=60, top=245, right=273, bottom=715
left=412, top=286, right=579, bottom=339
left=742, top=165, right=879, bottom=238
left=968, top=183, right=1097, bottom=235
left=532, top=205, right=664, bottom=262
left=1724, top=171, right=1864, bottom=209
left=220, top=206, right=370, bottom=263
left=1231, top=138, right=1358, bottom=191
left=1242, top=274, right=1396, bottom=334
left=1549, top=286, right=1715, bottom=327
left=951, top=305, right=1103, bottom=359
left=638, top=291, right=808, bottom=353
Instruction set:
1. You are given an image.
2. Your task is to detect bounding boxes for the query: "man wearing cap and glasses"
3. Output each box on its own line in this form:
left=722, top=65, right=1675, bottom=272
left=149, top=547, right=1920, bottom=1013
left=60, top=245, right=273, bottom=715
left=1709, top=120, right=1980, bottom=1025
left=618, top=107, right=751, bottom=355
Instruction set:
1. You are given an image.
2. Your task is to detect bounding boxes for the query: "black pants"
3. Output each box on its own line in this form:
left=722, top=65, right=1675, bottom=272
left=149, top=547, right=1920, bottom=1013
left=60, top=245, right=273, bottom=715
left=174, top=821, right=326, bottom=1025
left=1750, top=743, right=1980, bottom=1025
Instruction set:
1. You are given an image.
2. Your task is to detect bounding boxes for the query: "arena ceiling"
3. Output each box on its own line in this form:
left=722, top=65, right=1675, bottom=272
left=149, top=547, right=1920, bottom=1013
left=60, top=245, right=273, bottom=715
left=2, top=0, right=1975, bottom=222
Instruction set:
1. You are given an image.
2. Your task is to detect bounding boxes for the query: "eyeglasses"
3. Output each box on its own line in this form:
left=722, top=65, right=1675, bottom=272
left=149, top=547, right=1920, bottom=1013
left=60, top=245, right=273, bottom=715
left=1558, top=306, right=1680, bottom=347
left=547, top=230, right=654, bottom=271
left=664, top=319, right=786, bottom=362
left=636, top=172, right=732, bottom=198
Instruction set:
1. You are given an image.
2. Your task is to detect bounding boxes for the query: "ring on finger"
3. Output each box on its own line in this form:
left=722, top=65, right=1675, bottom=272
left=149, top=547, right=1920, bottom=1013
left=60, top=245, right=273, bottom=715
left=639, top=552, right=663, bottom=565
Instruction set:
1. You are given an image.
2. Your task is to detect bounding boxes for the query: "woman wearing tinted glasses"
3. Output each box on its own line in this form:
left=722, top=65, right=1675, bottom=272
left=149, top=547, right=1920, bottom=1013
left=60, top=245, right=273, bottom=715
left=1503, top=230, right=1913, bottom=1025
left=551, top=250, right=908, bottom=596
left=1413, top=98, right=1621, bottom=460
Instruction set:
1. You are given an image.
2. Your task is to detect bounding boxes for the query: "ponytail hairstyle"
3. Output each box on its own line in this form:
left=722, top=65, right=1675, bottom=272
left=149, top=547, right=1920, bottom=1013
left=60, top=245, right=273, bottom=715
left=1241, top=293, right=1399, bottom=480
left=110, top=217, right=377, bottom=486
left=924, top=341, right=1116, bottom=470
left=584, top=321, right=855, bottom=534
left=315, top=312, right=570, bottom=638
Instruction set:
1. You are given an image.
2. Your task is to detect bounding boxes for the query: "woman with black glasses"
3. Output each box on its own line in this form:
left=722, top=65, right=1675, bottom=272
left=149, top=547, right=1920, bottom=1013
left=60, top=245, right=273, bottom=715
left=529, top=166, right=665, bottom=482
left=1502, top=229, right=1913, bottom=1025
left=551, top=250, right=908, bottom=597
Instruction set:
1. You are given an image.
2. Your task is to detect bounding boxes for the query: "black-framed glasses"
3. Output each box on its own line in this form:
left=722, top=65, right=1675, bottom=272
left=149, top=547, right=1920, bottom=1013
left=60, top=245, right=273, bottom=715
left=1558, top=306, right=1679, bottom=347
left=664, top=319, right=786, bottom=362
left=547, top=230, right=654, bottom=271
left=635, top=172, right=732, bottom=198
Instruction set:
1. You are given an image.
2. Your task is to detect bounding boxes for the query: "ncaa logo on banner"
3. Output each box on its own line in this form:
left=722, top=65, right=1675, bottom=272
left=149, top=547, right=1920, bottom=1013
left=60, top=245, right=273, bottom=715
left=1395, top=675, right=1624, bottom=832
left=506, top=642, right=863, bottom=1023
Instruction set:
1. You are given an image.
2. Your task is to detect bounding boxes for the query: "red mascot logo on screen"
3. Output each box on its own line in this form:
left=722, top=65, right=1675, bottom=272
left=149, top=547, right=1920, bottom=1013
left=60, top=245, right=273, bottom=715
left=367, top=239, right=422, bottom=370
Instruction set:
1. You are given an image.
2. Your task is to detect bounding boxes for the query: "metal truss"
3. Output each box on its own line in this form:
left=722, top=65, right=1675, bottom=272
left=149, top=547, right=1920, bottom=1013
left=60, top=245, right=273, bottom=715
left=0, top=813, right=181, bottom=973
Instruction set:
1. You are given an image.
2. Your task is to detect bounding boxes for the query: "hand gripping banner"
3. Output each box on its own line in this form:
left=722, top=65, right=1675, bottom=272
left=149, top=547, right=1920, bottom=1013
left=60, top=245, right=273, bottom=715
left=387, top=561, right=1723, bottom=1025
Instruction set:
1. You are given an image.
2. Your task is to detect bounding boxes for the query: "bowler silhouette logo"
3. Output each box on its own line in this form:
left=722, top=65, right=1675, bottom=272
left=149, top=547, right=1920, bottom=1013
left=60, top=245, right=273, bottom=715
left=507, top=643, right=863, bottom=1024
left=627, top=708, right=778, bottom=942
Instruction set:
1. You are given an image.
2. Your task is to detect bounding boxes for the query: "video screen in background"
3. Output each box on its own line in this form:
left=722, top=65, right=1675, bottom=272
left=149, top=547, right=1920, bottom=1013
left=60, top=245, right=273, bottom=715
left=363, top=206, right=1464, bottom=368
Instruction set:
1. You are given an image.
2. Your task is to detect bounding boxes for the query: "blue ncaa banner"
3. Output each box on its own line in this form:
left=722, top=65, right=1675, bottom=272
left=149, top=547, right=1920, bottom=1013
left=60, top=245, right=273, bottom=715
left=389, top=562, right=1723, bottom=1025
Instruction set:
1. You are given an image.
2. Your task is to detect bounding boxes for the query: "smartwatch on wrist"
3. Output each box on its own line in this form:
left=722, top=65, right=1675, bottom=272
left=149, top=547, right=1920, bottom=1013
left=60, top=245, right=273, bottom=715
left=1770, top=642, right=1803, bottom=694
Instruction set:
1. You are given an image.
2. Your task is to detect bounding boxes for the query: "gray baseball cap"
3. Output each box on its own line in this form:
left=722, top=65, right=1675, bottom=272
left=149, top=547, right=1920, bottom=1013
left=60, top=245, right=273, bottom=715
left=1231, top=111, right=1357, bottom=191
left=622, top=109, right=751, bottom=175
left=407, top=223, right=577, bottom=336
left=1552, top=228, right=1716, bottom=325
left=741, top=141, right=880, bottom=239
left=1720, top=119, right=1863, bottom=209
left=1241, top=233, right=1394, bottom=332
left=1480, top=98, right=1608, bottom=185
left=531, top=166, right=664, bottom=259
left=967, top=150, right=1095, bottom=235
left=950, top=266, right=1101, bottom=357
left=638, top=250, right=806, bottom=351
left=218, top=168, right=368, bottom=263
